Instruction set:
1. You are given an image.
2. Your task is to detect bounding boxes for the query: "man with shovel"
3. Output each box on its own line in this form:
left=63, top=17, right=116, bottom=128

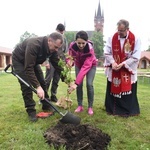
left=12, top=32, right=65, bottom=122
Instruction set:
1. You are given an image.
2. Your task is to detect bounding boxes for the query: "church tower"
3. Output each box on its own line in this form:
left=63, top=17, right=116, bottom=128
left=94, top=0, right=104, bottom=33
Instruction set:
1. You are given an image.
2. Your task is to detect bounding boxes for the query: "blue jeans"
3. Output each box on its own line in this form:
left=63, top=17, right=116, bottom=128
left=75, top=66, right=96, bottom=108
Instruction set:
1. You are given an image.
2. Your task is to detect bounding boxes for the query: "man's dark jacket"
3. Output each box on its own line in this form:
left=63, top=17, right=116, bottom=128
left=12, top=36, right=64, bottom=88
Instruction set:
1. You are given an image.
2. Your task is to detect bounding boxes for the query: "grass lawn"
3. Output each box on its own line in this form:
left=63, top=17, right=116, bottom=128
left=0, top=68, right=150, bottom=150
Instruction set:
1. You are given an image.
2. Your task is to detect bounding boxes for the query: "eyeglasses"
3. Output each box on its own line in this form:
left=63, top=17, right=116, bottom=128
left=118, top=29, right=126, bottom=33
left=53, top=43, right=60, bottom=49
left=51, top=39, right=60, bottom=49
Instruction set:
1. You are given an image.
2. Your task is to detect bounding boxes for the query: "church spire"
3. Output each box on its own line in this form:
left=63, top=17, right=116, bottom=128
left=97, top=0, right=101, bottom=18
left=94, top=0, right=104, bottom=33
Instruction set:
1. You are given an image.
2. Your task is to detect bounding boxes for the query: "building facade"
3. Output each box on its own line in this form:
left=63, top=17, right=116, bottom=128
left=139, top=51, right=150, bottom=69
left=0, top=46, right=12, bottom=70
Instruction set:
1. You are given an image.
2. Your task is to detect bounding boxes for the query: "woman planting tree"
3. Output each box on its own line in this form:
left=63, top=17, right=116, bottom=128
left=67, top=31, right=97, bottom=115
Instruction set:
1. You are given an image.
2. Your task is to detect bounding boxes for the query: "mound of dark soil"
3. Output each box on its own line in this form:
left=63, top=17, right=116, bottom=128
left=44, top=122, right=111, bottom=150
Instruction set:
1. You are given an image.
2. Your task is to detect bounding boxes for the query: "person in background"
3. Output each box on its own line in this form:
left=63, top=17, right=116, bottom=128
left=45, top=23, right=68, bottom=102
left=12, top=32, right=65, bottom=122
left=104, top=19, right=141, bottom=117
left=67, top=31, right=97, bottom=115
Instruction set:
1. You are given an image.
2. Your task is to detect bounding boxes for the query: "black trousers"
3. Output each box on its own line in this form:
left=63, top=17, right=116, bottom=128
left=105, top=80, right=140, bottom=117
left=45, top=62, right=60, bottom=97
left=12, top=58, right=49, bottom=113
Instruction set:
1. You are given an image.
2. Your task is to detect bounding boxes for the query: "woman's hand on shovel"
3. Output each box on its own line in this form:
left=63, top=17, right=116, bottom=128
left=36, top=86, right=45, bottom=100
left=68, top=83, right=77, bottom=94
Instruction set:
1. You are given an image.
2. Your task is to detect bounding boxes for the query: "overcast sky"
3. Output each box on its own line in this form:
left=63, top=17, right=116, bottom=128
left=0, top=0, right=150, bottom=50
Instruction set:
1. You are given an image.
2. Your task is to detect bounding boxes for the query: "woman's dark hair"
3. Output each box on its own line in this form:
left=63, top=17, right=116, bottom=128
left=75, top=31, right=88, bottom=41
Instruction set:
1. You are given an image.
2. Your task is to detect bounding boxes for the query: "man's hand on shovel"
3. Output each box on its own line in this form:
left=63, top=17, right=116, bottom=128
left=36, top=86, right=45, bottom=99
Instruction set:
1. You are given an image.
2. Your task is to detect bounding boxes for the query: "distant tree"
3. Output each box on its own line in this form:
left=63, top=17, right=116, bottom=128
left=90, top=31, right=105, bottom=59
left=19, top=31, right=37, bottom=43
left=65, top=31, right=76, bottom=46
left=147, top=45, right=150, bottom=51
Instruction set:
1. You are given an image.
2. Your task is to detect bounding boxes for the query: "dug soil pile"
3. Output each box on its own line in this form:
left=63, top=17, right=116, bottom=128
left=44, top=122, right=111, bottom=150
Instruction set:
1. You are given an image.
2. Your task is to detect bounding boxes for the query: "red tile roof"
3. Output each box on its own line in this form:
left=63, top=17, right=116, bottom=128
left=141, top=51, right=150, bottom=61
left=0, top=46, right=13, bottom=54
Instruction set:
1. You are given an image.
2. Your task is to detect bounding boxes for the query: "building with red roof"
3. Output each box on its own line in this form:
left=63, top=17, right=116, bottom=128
left=139, top=51, right=150, bottom=69
left=0, top=46, right=12, bottom=70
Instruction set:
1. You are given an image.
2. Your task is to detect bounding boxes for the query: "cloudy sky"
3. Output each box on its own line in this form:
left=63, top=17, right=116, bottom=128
left=0, top=0, right=150, bottom=50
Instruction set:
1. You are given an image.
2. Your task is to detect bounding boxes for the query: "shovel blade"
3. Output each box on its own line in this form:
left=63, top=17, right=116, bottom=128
left=60, top=111, right=81, bottom=125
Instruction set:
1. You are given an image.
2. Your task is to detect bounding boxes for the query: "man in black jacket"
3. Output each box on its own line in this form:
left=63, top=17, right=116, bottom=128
left=12, top=32, right=64, bottom=122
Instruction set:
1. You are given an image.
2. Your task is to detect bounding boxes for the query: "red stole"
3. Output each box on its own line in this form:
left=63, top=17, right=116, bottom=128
left=111, top=31, right=135, bottom=97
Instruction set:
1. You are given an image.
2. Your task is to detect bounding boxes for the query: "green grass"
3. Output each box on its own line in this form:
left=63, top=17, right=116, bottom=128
left=0, top=69, right=150, bottom=150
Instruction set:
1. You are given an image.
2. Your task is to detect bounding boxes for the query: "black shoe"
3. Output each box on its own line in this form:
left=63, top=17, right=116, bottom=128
left=28, top=111, right=38, bottom=122
left=51, top=95, right=58, bottom=102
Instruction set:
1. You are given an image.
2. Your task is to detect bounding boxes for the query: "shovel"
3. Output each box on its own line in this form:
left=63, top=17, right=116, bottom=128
left=4, top=64, right=81, bottom=125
